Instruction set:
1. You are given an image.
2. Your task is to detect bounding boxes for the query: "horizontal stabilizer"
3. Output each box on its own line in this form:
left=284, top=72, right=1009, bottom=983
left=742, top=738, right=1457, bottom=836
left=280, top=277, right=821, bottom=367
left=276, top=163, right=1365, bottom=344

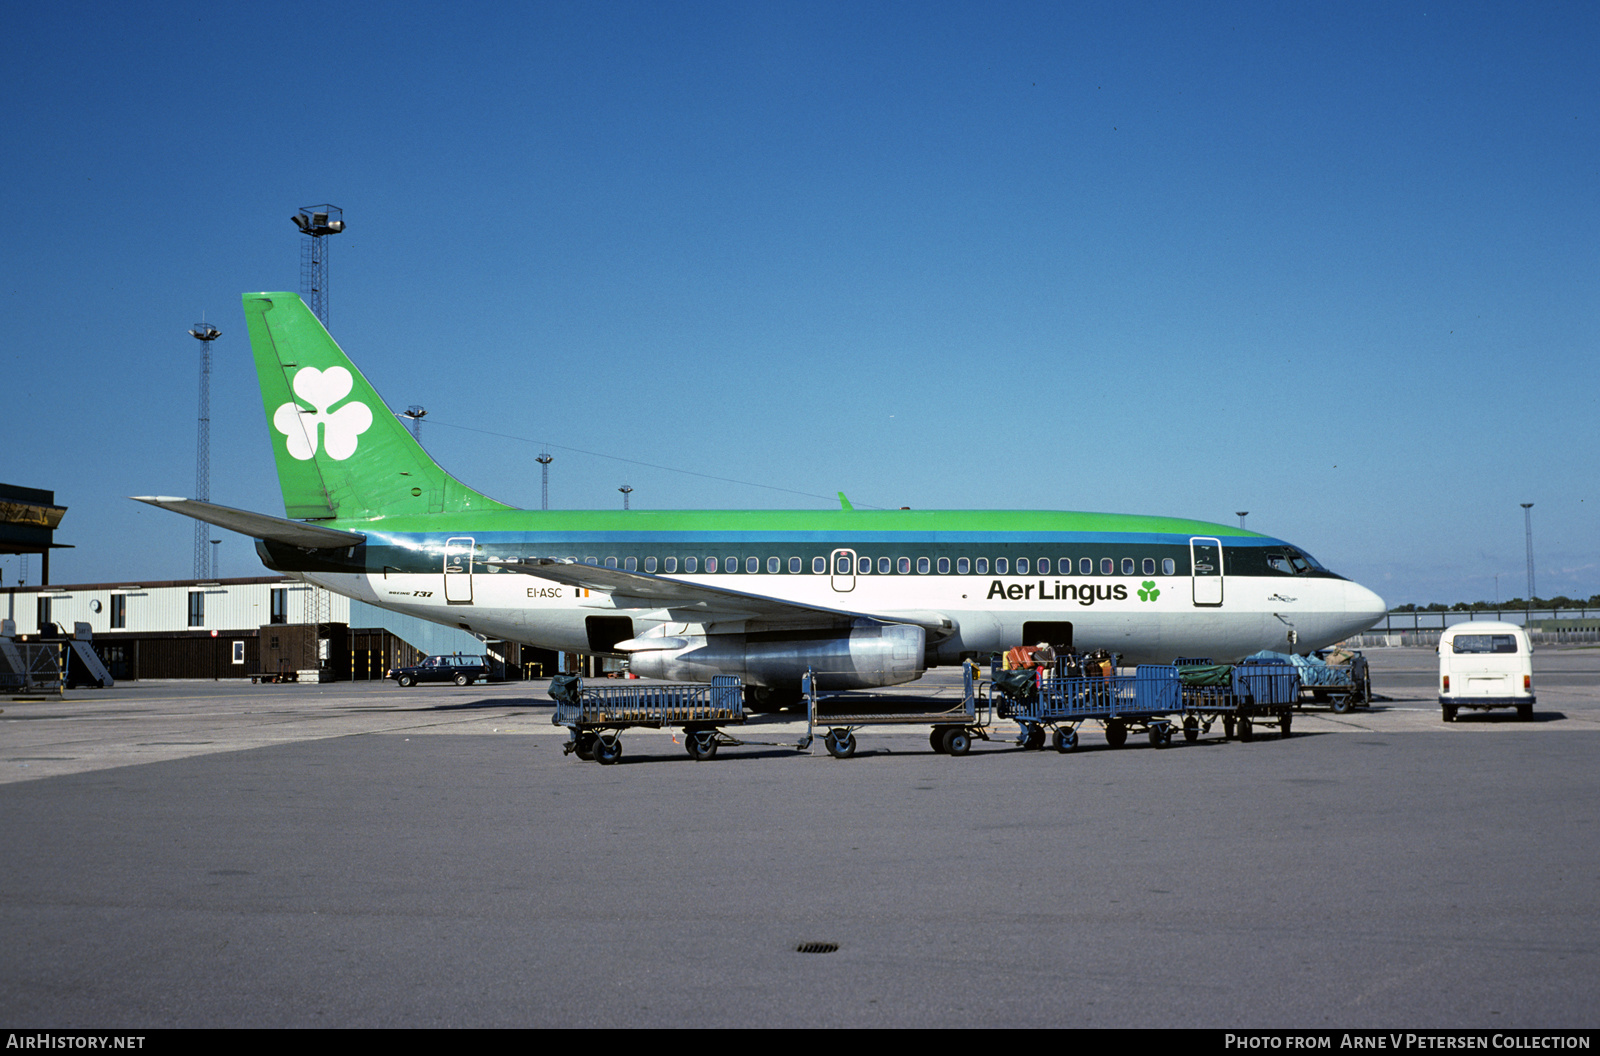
left=130, top=497, right=366, bottom=549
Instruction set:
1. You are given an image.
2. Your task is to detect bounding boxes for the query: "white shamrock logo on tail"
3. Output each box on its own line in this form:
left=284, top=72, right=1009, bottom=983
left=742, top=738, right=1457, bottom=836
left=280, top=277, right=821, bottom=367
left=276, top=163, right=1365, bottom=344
left=273, top=367, right=373, bottom=461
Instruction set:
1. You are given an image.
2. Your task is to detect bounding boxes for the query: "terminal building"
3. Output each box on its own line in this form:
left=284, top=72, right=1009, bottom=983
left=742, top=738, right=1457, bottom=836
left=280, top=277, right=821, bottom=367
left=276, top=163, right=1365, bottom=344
left=1, top=576, right=557, bottom=684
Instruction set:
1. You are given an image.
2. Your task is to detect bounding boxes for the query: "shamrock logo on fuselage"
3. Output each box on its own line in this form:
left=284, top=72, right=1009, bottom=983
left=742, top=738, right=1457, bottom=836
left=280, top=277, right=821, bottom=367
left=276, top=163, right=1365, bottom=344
left=1137, top=581, right=1160, bottom=602
left=273, top=366, right=373, bottom=461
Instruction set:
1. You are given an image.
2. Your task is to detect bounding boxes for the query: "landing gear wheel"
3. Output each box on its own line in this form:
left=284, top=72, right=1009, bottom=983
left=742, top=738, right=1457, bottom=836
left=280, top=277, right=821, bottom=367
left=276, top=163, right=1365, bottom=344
left=592, top=734, right=622, bottom=765
left=1183, top=716, right=1199, bottom=743
left=1104, top=721, right=1127, bottom=748
left=1238, top=717, right=1255, bottom=742
left=823, top=729, right=856, bottom=759
left=930, top=727, right=950, bottom=754
left=455, top=673, right=470, bottom=686
left=1053, top=727, right=1078, bottom=753
left=942, top=728, right=972, bottom=756
left=687, top=730, right=719, bottom=760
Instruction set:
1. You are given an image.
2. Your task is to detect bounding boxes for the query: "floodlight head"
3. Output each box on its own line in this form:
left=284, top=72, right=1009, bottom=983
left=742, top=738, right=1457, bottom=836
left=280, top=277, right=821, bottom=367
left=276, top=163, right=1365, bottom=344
left=292, top=213, right=311, bottom=234
left=189, top=323, right=222, bottom=342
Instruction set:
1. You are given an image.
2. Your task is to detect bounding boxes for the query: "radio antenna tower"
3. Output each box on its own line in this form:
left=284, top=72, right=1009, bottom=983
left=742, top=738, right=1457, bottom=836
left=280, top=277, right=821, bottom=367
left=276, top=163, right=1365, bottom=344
left=188, top=320, right=222, bottom=578
left=292, top=205, right=344, bottom=325
left=537, top=451, right=553, bottom=510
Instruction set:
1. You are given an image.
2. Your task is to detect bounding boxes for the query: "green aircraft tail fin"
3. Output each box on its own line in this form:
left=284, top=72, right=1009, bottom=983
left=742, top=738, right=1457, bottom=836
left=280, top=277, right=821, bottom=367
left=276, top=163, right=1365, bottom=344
left=242, top=292, right=515, bottom=521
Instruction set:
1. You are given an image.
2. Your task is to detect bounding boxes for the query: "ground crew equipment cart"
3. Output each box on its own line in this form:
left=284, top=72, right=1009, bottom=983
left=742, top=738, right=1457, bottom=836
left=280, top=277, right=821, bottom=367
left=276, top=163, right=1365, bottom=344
left=1000, top=662, right=1187, bottom=752
left=548, top=674, right=746, bottom=763
left=801, top=663, right=993, bottom=758
left=1176, top=659, right=1299, bottom=741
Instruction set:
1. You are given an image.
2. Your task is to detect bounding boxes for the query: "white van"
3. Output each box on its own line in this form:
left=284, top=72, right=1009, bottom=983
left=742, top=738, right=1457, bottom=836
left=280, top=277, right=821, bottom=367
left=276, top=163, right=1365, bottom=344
left=1438, top=621, right=1535, bottom=722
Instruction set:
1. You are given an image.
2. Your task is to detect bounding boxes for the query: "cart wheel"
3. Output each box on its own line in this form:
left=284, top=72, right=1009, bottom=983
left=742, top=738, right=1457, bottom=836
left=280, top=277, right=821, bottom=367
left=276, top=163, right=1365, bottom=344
left=689, top=730, right=720, bottom=760
left=574, top=732, right=597, bottom=761
left=593, top=734, right=622, bottom=765
left=1104, top=721, right=1127, bottom=748
left=398, top=675, right=415, bottom=687
left=930, top=727, right=950, bottom=754
left=824, top=729, right=856, bottom=759
left=1329, top=693, right=1352, bottom=714
left=1222, top=716, right=1236, bottom=739
left=1280, top=712, right=1293, bottom=738
left=1155, top=724, right=1174, bottom=749
left=1053, top=727, right=1078, bottom=753
left=1183, top=716, right=1199, bottom=743
left=1442, top=706, right=1457, bottom=723
left=943, top=728, right=972, bottom=756
left=1517, top=704, right=1533, bottom=721
left=1238, top=717, right=1254, bottom=742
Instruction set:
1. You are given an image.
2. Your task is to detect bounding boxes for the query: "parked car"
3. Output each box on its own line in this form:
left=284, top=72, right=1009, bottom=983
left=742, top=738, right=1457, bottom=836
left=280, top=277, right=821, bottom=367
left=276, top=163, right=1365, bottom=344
left=388, top=654, right=490, bottom=687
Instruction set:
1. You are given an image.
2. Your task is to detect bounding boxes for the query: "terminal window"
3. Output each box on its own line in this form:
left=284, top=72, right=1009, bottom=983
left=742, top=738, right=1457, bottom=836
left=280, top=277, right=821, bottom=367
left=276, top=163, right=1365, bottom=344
left=188, top=592, right=204, bottom=628
left=111, top=594, right=126, bottom=629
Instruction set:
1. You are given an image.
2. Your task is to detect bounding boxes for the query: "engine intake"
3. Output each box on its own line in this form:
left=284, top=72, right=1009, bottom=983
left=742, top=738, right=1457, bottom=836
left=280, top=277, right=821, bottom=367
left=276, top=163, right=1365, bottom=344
left=620, top=619, right=925, bottom=690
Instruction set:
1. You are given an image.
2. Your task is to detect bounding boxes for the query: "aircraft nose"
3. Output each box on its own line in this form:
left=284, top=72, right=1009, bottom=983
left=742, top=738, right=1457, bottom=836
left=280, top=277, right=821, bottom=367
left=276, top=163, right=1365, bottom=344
left=1346, top=580, right=1387, bottom=630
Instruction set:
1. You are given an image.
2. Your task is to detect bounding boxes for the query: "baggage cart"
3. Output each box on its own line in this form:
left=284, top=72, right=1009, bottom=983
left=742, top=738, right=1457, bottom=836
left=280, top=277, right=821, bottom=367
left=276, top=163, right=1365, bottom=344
left=1176, top=659, right=1298, bottom=741
left=549, top=674, right=746, bottom=763
left=801, top=662, right=993, bottom=758
left=1003, top=662, right=1186, bottom=752
left=1299, top=651, right=1371, bottom=713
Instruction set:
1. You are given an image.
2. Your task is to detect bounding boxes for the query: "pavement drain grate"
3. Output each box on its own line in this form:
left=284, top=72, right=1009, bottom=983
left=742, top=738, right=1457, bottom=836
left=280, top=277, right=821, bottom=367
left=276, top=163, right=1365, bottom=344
left=795, top=941, right=839, bottom=954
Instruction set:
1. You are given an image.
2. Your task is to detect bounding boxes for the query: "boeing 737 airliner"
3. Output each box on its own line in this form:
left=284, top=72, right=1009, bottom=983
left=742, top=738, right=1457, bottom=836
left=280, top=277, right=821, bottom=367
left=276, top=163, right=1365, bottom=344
left=136, top=292, right=1386, bottom=695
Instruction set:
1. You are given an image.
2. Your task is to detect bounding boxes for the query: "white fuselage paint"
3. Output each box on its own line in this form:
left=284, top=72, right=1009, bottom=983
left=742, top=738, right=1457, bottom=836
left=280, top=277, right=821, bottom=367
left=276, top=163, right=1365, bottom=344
left=307, top=564, right=1380, bottom=668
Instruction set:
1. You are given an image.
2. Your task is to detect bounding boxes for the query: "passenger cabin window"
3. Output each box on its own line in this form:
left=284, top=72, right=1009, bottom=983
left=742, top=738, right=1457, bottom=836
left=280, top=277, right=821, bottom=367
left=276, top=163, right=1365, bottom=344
left=975, top=558, right=989, bottom=574
left=789, top=557, right=801, bottom=573
left=1162, top=558, right=1176, bottom=575
left=645, top=557, right=658, bottom=573
left=1080, top=558, right=1093, bottom=575
left=1453, top=635, right=1519, bottom=654
left=1100, top=558, right=1114, bottom=575
left=1016, top=558, right=1029, bottom=575
left=1142, top=558, right=1155, bottom=575
left=1037, top=558, right=1050, bottom=575
left=684, top=557, right=698, bottom=573
left=725, top=556, right=737, bottom=572
left=937, top=557, right=950, bottom=574
left=897, top=557, right=911, bottom=574
left=1121, top=558, right=1135, bottom=575
left=662, top=557, right=675, bottom=573
left=995, top=558, right=1008, bottom=574
left=813, top=556, right=826, bottom=574
left=878, top=556, right=890, bottom=575
left=604, top=557, right=617, bottom=569
left=767, top=557, right=779, bottom=574
left=917, top=556, right=930, bottom=574
left=858, top=556, right=871, bottom=575
left=706, top=557, right=718, bottom=573
left=957, top=557, right=970, bottom=574
left=625, top=557, right=637, bottom=571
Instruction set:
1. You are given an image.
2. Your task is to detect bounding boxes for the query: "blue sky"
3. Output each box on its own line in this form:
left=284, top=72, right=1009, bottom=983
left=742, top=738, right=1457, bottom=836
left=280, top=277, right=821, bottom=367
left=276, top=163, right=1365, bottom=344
left=3, top=1, right=1595, bottom=607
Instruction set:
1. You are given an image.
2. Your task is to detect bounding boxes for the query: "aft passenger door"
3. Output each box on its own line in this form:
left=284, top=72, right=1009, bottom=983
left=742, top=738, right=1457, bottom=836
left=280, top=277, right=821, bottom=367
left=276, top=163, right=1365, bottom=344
left=1190, top=537, right=1223, bottom=606
left=830, top=548, right=856, bottom=593
left=444, top=536, right=475, bottom=603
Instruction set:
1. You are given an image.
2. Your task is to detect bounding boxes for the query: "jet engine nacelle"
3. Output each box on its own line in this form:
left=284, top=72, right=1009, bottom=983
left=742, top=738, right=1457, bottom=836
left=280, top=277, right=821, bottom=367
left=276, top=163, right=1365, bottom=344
left=622, top=619, right=926, bottom=691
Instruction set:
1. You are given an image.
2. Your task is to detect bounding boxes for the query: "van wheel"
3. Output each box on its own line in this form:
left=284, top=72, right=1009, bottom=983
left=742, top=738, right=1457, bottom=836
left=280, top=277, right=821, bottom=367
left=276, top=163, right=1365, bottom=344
left=1517, top=704, right=1533, bottom=721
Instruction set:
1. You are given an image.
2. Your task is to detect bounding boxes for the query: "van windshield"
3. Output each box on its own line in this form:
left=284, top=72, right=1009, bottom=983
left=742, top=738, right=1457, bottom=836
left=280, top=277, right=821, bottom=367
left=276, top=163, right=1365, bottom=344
left=1452, top=634, right=1519, bottom=654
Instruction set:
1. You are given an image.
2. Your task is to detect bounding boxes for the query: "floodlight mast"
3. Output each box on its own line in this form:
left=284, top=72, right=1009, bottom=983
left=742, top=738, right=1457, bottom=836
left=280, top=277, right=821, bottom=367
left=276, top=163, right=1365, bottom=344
left=292, top=204, right=344, bottom=326
left=188, top=321, right=222, bottom=578
left=537, top=452, right=553, bottom=510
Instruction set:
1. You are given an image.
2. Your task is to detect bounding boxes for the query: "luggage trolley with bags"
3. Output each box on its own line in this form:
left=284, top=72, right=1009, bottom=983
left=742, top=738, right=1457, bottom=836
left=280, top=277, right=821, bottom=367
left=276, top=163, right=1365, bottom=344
left=1000, top=651, right=1188, bottom=752
left=548, top=674, right=747, bottom=763
left=1174, top=657, right=1299, bottom=742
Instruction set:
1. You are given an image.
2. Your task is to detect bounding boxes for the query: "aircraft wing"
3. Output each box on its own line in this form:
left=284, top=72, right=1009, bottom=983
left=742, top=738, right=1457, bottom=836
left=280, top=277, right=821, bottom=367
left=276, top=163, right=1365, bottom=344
left=131, top=496, right=367, bottom=549
left=489, top=557, right=954, bottom=636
